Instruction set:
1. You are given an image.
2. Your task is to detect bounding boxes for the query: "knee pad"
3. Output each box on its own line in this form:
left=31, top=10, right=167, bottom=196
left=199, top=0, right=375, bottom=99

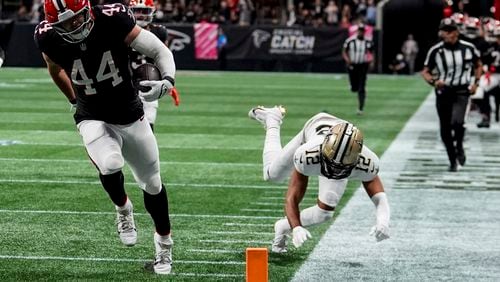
left=319, top=190, right=341, bottom=208
left=101, top=153, right=124, bottom=175
left=263, top=167, right=287, bottom=183
left=300, top=205, right=334, bottom=227
left=143, top=175, right=162, bottom=195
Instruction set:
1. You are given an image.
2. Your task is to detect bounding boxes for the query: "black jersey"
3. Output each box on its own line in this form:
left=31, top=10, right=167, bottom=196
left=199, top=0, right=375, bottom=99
left=129, top=24, right=168, bottom=69
left=34, top=3, right=143, bottom=125
left=483, top=42, right=500, bottom=73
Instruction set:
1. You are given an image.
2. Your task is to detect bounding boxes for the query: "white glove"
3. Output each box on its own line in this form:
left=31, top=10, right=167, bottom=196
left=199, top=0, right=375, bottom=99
left=370, top=224, right=390, bottom=242
left=292, top=226, right=312, bottom=248
left=139, top=79, right=173, bottom=102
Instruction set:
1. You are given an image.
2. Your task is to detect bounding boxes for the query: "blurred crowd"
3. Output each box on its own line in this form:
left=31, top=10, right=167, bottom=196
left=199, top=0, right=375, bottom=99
left=4, top=0, right=379, bottom=27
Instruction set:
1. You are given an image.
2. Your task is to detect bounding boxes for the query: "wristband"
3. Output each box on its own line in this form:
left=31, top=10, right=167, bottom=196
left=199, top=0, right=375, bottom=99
left=69, top=98, right=77, bottom=105
left=163, top=76, right=175, bottom=86
left=428, top=79, right=436, bottom=86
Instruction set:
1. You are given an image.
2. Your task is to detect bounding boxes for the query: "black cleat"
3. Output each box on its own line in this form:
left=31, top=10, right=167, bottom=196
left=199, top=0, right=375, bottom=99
left=448, top=163, right=458, bottom=172
left=457, top=148, right=466, bottom=166
left=477, top=120, right=490, bottom=128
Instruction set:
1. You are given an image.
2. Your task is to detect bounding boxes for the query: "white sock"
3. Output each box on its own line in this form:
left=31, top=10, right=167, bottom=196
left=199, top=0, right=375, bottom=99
left=154, top=232, right=173, bottom=244
left=275, top=218, right=292, bottom=235
left=275, top=205, right=334, bottom=235
left=116, top=198, right=132, bottom=214
left=262, top=125, right=283, bottom=181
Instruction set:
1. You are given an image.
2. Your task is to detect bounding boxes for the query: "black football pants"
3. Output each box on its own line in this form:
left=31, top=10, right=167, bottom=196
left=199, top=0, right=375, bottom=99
left=348, top=63, right=369, bottom=111
left=435, top=87, right=469, bottom=166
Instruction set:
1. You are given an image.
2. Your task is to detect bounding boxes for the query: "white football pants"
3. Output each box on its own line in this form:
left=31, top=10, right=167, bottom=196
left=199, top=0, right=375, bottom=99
left=77, top=117, right=162, bottom=195
left=140, top=97, right=159, bottom=125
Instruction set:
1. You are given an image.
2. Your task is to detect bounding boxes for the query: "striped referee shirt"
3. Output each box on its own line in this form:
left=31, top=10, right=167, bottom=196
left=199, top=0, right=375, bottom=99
left=343, top=36, right=374, bottom=64
left=424, top=40, right=480, bottom=86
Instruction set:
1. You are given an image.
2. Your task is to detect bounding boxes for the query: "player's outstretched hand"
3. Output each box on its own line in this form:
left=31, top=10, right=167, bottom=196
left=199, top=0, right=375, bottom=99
left=292, top=226, right=312, bottom=248
left=370, top=224, right=390, bottom=242
left=139, top=79, right=173, bottom=102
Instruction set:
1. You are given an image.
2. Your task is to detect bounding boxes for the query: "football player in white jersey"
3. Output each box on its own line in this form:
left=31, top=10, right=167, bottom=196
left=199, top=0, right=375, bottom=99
left=248, top=106, right=391, bottom=253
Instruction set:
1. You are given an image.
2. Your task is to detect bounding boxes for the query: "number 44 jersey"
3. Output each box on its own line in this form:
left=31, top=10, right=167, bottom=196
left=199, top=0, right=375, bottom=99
left=293, top=113, right=380, bottom=182
left=34, top=3, right=143, bottom=125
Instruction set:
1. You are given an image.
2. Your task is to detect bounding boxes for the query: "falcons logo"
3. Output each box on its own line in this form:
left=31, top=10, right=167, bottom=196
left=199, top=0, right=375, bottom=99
left=252, top=29, right=271, bottom=48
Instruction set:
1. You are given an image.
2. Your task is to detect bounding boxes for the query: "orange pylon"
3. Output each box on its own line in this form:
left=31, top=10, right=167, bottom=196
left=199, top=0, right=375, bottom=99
left=245, top=248, right=268, bottom=282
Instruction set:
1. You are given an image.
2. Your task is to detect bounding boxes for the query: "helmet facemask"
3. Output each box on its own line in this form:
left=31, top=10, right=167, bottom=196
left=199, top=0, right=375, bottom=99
left=51, top=6, right=94, bottom=43
left=320, top=123, right=363, bottom=179
left=131, top=6, right=154, bottom=27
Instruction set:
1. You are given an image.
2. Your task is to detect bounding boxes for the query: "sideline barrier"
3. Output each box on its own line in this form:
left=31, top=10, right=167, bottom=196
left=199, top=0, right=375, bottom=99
left=1, top=22, right=350, bottom=72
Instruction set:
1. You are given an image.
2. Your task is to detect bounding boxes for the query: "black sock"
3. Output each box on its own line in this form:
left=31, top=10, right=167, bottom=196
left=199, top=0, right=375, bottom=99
left=99, top=171, right=127, bottom=207
left=144, top=185, right=171, bottom=235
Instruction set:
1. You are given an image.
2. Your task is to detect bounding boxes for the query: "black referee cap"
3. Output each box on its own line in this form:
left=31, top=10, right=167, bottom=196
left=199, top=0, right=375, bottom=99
left=439, top=18, right=458, bottom=31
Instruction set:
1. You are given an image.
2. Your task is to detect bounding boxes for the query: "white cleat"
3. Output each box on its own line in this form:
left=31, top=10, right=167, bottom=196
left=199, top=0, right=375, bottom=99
left=248, top=105, right=286, bottom=128
left=271, top=220, right=291, bottom=253
left=116, top=206, right=137, bottom=247
left=153, top=233, right=173, bottom=275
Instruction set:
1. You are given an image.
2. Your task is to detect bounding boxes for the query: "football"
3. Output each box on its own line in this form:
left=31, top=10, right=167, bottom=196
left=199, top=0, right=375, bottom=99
left=132, top=63, right=161, bottom=92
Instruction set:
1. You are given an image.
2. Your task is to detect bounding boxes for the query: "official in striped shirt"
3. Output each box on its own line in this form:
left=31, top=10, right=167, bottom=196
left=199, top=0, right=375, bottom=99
left=342, top=23, right=374, bottom=115
left=421, top=18, right=482, bottom=172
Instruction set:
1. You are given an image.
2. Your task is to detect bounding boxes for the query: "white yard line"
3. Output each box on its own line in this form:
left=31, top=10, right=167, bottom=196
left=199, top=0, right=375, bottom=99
left=0, top=178, right=281, bottom=190
left=0, top=209, right=277, bottom=220
left=223, top=223, right=270, bottom=227
left=0, top=255, right=244, bottom=265
left=0, top=141, right=260, bottom=151
left=186, top=249, right=243, bottom=254
left=240, top=209, right=281, bottom=212
left=209, top=231, right=274, bottom=235
left=200, top=240, right=270, bottom=245
left=0, top=157, right=260, bottom=167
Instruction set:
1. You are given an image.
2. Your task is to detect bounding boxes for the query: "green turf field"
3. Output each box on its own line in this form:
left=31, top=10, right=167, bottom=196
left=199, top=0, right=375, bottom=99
left=0, top=68, right=430, bottom=281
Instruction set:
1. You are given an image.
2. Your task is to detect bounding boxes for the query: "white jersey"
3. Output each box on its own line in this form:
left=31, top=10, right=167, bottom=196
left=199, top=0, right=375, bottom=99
left=293, top=113, right=379, bottom=182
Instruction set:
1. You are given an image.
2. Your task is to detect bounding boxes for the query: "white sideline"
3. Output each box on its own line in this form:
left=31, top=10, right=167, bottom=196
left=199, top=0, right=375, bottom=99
left=292, top=92, right=500, bottom=281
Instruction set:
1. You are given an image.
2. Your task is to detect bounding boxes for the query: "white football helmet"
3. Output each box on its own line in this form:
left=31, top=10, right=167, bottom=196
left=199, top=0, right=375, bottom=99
left=129, top=0, right=155, bottom=27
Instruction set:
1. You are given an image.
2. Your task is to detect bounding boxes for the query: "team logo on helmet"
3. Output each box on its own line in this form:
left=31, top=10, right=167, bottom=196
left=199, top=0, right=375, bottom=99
left=320, top=123, right=363, bottom=179
left=44, top=0, right=94, bottom=43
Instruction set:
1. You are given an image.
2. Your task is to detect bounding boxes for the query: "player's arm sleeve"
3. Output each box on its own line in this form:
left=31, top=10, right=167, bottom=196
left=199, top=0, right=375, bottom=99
left=129, top=27, right=176, bottom=82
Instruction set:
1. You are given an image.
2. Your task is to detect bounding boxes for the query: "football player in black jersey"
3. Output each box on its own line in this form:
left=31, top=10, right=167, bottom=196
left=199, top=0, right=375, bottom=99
left=34, top=0, right=175, bottom=274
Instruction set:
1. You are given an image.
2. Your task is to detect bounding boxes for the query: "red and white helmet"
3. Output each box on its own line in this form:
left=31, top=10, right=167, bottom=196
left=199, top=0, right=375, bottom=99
left=129, top=0, right=155, bottom=27
left=464, top=17, right=481, bottom=39
left=44, top=0, right=94, bottom=43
